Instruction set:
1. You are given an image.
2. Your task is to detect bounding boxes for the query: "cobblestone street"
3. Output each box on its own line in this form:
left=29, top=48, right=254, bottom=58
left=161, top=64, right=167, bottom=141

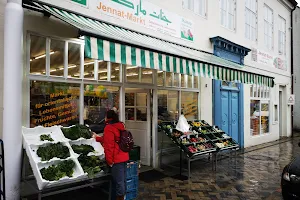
left=137, top=137, right=300, bottom=200
left=24, top=136, right=300, bottom=200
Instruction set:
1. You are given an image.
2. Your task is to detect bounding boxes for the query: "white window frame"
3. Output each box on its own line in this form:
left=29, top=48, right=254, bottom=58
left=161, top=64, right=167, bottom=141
left=278, top=15, right=286, bottom=55
left=220, top=0, right=236, bottom=31
left=250, top=85, right=271, bottom=136
left=183, top=0, right=207, bottom=18
left=245, top=0, right=257, bottom=41
left=264, top=4, right=274, bottom=50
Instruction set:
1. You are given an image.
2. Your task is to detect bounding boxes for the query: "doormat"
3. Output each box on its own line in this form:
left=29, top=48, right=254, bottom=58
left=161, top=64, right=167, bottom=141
left=139, top=170, right=168, bottom=183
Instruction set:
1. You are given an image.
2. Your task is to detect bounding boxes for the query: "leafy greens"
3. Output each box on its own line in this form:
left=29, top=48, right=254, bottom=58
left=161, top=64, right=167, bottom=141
left=78, top=155, right=106, bottom=178
left=37, top=143, right=70, bottom=161
left=40, top=160, right=75, bottom=181
left=61, top=124, right=92, bottom=140
left=40, top=134, right=54, bottom=142
left=72, top=144, right=94, bottom=155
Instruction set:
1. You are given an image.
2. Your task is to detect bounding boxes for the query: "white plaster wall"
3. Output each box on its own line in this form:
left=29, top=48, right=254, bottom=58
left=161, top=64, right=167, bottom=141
left=293, top=7, right=300, bottom=131
left=0, top=0, right=7, bottom=139
left=0, top=0, right=290, bottom=146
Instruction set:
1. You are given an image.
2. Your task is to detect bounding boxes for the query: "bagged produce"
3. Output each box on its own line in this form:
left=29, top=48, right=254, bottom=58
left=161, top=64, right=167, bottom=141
left=176, top=115, right=190, bottom=133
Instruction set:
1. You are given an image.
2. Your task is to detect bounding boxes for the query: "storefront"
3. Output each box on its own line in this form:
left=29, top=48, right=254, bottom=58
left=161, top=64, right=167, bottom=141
left=20, top=1, right=275, bottom=166
left=2, top=0, right=276, bottom=199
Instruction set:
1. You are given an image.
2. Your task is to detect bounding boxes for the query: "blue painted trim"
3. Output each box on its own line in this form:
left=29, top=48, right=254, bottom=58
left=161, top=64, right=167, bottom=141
left=210, top=36, right=251, bottom=65
left=239, top=83, right=245, bottom=148
left=214, top=80, right=222, bottom=126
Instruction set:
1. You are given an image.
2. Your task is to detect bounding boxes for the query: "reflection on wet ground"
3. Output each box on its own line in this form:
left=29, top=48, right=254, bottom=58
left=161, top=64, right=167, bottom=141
left=138, top=137, right=300, bottom=200
left=25, top=137, right=300, bottom=200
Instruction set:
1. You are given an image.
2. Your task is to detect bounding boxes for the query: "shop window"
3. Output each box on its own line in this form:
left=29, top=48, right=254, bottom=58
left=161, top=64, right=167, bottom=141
left=98, top=61, right=108, bottom=81
left=84, top=85, right=119, bottom=132
left=30, top=35, right=46, bottom=75
left=126, top=65, right=139, bottom=82
left=157, top=90, right=179, bottom=122
left=68, top=42, right=81, bottom=78
left=250, top=85, right=270, bottom=136
left=111, top=63, right=120, bottom=82
left=49, top=39, right=65, bottom=77
left=125, top=92, right=147, bottom=121
left=181, top=91, right=199, bottom=121
left=141, top=68, right=154, bottom=84
left=194, top=76, right=199, bottom=89
left=84, top=58, right=95, bottom=79
left=174, top=73, right=180, bottom=87
left=165, top=72, right=172, bottom=87
left=188, top=75, right=193, bottom=88
left=30, top=81, right=80, bottom=128
left=181, top=74, right=187, bottom=88
left=157, top=71, right=164, bottom=86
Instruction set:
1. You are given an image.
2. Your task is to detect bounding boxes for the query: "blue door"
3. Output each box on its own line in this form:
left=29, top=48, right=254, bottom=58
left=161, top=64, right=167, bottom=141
left=214, top=80, right=243, bottom=146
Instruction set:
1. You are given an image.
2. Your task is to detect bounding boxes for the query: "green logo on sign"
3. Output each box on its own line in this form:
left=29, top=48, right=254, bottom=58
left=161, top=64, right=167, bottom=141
left=71, top=0, right=87, bottom=6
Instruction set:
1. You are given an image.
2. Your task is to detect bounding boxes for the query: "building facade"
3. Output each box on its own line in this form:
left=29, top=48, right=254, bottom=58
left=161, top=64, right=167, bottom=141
left=0, top=0, right=297, bottom=199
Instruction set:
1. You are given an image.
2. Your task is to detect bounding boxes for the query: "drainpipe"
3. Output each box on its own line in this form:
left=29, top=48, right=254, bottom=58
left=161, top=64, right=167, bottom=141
left=2, top=0, right=23, bottom=199
left=291, top=5, right=296, bottom=137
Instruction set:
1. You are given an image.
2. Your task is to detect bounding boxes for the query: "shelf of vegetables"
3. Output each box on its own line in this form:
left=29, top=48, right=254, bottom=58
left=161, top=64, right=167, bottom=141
left=158, top=119, right=239, bottom=179
left=159, top=120, right=239, bottom=158
left=22, top=124, right=107, bottom=191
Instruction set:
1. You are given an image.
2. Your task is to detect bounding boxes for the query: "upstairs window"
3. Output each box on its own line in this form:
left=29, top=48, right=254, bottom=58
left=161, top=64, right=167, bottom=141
left=278, top=16, right=286, bottom=55
left=220, top=0, right=236, bottom=30
left=183, top=0, right=207, bottom=17
left=245, top=0, right=257, bottom=41
left=264, top=5, right=273, bottom=50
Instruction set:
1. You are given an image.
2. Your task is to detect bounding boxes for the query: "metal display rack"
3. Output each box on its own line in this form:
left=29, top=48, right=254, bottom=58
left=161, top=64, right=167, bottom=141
left=20, top=149, right=111, bottom=200
left=159, top=120, right=239, bottom=180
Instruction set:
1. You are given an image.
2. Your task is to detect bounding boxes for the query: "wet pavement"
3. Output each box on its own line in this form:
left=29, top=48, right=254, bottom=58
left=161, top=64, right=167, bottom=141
left=137, top=137, right=300, bottom=200
left=23, top=136, right=300, bottom=200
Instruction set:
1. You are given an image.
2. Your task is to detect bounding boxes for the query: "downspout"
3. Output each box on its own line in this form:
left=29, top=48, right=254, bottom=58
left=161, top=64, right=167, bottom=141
left=291, top=5, right=296, bottom=137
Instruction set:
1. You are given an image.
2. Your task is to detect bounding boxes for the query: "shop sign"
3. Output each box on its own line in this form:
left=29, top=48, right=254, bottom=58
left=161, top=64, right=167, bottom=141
left=36, top=0, right=194, bottom=42
left=273, top=57, right=287, bottom=71
left=256, top=49, right=274, bottom=66
left=94, top=0, right=194, bottom=41
left=288, top=95, right=295, bottom=105
left=71, top=0, right=87, bottom=7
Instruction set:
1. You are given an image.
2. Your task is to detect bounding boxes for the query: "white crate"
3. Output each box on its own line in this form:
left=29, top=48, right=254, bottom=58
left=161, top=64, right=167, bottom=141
left=70, top=138, right=105, bottom=158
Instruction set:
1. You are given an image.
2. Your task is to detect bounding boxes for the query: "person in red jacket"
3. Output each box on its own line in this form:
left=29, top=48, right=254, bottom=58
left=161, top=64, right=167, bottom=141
left=93, top=110, right=129, bottom=200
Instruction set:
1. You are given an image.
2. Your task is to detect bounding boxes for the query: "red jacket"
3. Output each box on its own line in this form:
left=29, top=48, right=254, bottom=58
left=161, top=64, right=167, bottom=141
left=96, top=121, right=129, bottom=166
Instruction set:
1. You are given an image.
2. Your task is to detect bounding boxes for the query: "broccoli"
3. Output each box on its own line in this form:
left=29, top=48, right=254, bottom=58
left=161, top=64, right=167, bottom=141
left=61, top=124, right=92, bottom=140
left=40, top=134, right=54, bottom=142
left=71, top=144, right=95, bottom=155
left=37, top=143, right=70, bottom=161
left=40, top=160, right=75, bottom=181
left=78, top=155, right=106, bottom=178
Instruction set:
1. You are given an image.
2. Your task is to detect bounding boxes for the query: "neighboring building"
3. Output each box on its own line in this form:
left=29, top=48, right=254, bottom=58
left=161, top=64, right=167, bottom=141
left=293, top=6, right=300, bottom=131
left=0, top=0, right=297, bottom=199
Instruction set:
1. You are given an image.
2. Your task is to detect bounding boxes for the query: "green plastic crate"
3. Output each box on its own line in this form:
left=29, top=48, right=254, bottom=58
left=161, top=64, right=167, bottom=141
left=129, top=145, right=140, bottom=161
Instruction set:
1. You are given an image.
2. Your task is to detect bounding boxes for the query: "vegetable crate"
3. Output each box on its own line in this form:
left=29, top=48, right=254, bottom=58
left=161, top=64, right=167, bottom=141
left=126, top=161, right=139, bottom=200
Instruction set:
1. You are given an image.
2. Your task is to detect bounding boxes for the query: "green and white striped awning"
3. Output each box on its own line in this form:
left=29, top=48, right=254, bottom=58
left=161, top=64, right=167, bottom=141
left=30, top=2, right=274, bottom=87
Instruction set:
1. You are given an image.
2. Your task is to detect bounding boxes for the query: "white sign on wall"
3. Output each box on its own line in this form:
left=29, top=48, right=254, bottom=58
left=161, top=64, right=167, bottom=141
left=288, top=95, right=295, bottom=105
left=36, top=0, right=194, bottom=42
left=251, top=48, right=287, bottom=71
left=256, top=49, right=274, bottom=66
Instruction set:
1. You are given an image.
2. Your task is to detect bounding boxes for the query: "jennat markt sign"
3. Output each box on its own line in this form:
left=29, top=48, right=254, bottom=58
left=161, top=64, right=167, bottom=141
left=38, top=0, right=194, bottom=42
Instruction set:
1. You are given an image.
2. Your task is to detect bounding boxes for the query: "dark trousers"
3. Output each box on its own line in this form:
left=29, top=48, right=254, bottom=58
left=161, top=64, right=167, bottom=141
left=111, top=162, right=127, bottom=200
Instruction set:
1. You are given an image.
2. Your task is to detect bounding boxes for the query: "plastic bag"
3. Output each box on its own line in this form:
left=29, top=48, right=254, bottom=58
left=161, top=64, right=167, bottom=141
left=176, top=115, right=190, bottom=133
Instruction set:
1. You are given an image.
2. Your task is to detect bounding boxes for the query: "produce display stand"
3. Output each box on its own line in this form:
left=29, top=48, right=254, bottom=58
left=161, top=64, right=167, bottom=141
left=21, top=152, right=111, bottom=200
left=158, top=120, right=240, bottom=180
left=20, top=125, right=111, bottom=200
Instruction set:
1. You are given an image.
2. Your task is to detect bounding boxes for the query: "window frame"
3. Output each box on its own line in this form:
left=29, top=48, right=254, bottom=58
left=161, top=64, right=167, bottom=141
left=220, top=0, right=236, bottom=31
left=250, top=85, right=271, bottom=136
left=183, top=0, right=207, bottom=18
left=264, top=4, right=274, bottom=50
left=278, top=15, right=286, bottom=55
left=245, top=0, right=257, bottom=41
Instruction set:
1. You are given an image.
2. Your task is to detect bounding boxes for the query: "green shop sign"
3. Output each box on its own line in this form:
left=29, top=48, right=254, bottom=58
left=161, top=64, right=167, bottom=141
left=71, top=0, right=87, bottom=6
